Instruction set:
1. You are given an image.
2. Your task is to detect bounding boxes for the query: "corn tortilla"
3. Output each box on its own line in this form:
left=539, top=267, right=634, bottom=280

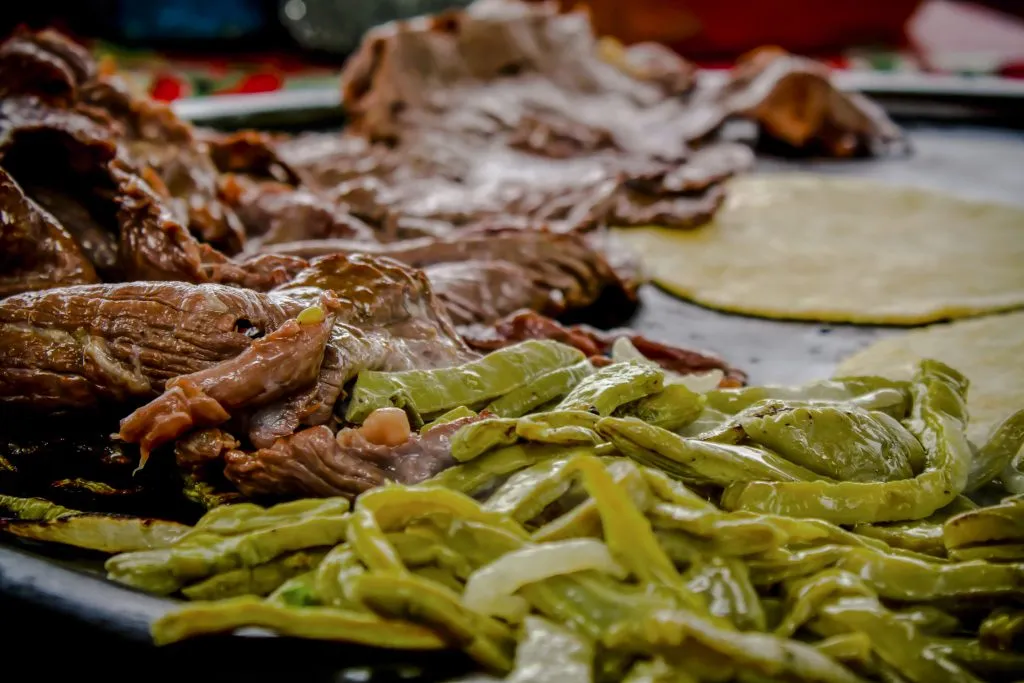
left=615, top=173, right=1024, bottom=325
left=834, top=309, right=1024, bottom=444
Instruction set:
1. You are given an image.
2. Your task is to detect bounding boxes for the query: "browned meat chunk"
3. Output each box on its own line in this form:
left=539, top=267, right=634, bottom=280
left=460, top=309, right=746, bottom=386
left=0, top=282, right=299, bottom=411
left=0, top=167, right=98, bottom=297
left=119, top=294, right=338, bottom=463
left=260, top=226, right=637, bottom=325
left=675, top=47, right=906, bottom=157
left=224, top=414, right=478, bottom=499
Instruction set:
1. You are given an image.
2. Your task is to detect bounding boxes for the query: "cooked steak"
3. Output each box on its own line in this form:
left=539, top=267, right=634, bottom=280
left=224, top=414, right=478, bottom=499
left=260, top=226, right=637, bottom=324
left=0, top=167, right=99, bottom=297
left=0, top=282, right=299, bottom=410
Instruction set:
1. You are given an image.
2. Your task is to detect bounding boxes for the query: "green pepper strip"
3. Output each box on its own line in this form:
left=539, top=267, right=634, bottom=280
left=721, top=360, right=972, bottom=525
left=943, top=495, right=1024, bottom=550
left=345, top=340, right=586, bottom=425
left=613, top=383, right=705, bottom=432
left=684, top=555, right=766, bottom=631
left=561, top=455, right=708, bottom=616
left=486, top=360, right=594, bottom=418
left=555, top=360, right=664, bottom=416
left=813, top=633, right=874, bottom=666
left=181, top=549, right=329, bottom=601
left=450, top=412, right=602, bottom=463
left=349, top=572, right=516, bottom=672
left=979, top=608, right=1024, bottom=652
left=105, top=513, right=350, bottom=595
left=964, top=409, right=1024, bottom=493
left=598, top=416, right=825, bottom=485
left=0, top=494, right=77, bottom=520
left=815, top=597, right=982, bottom=683
left=427, top=443, right=576, bottom=495
left=604, top=608, right=862, bottom=683
left=151, top=596, right=448, bottom=649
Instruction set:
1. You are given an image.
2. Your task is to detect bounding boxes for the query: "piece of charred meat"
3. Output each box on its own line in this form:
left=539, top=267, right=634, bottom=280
left=259, top=225, right=639, bottom=325
left=674, top=46, right=907, bottom=157
left=460, top=309, right=746, bottom=387
left=224, top=410, right=479, bottom=499
left=0, top=167, right=98, bottom=297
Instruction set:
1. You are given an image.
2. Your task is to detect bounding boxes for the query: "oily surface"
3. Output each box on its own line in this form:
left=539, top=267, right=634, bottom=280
left=835, top=309, right=1024, bottom=444
left=616, top=173, right=1024, bottom=325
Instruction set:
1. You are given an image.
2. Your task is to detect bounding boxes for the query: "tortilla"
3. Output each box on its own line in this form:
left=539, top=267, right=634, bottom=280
left=615, top=173, right=1024, bottom=324
left=834, top=309, right=1024, bottom=445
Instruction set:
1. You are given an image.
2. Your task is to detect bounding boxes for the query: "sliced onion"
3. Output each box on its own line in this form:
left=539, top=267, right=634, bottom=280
left=462, top=538, right=627, bottom=620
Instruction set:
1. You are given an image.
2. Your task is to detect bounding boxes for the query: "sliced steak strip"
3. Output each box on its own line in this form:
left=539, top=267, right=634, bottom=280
left=0, top=282, right=299, bottom=411
left=119, top=293, right=338, bottom=463
left=224, top=415, right=478, bottom=499
left=0, top=166, right=98, bottom=298
left=261, top=226, right=637, bottom=325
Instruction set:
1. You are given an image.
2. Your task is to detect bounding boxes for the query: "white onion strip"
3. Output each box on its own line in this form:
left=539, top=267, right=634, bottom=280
left=461, top=539, right=627, bottom=621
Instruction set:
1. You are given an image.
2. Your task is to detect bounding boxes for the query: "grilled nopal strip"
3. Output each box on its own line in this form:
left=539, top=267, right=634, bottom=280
left=105, top=498, right=350, bottom=595
left=4, top=513, right=191, bottom=553
left=345, top=340, right=586, bottom=426
left=721, top=360, right=972, bottom=525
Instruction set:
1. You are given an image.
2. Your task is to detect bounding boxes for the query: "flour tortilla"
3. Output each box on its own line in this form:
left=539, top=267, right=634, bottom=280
left=834, top=309, right=1024, bottom=445
left=616, top=173, right=1024, bottom=324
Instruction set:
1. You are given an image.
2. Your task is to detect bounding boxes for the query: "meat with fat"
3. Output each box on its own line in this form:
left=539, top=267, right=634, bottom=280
left=224, top=415, right=479, bottom=499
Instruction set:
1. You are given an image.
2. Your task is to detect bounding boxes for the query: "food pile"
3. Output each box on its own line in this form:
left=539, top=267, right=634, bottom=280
left=2, top=1, right=1024, bottom=682
left=6, top=357, right=1024, bottom=683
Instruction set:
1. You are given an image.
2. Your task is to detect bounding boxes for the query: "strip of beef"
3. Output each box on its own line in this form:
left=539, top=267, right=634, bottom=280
left=0, top=282, right=299, bottom=411
left=260, top=226, right=637, bottom=324
left=0, top=166, right=98, bottom=297
left=255, top=0, right=752, bottom=232
left=675, top=47, right=906, bottom=157
left=119, top=293, right=339, bottom=464
left=114, top=254, right=475, bottom=456
left=460, top=309, right=747, bottom=386
left=224, top=415, right=478, bottom=499
left=198, top=130, right=302, bottom=185
left=0, top=29, right=247, bottom=254
left=0, top=28, right=95, bottom=106
left=219, top=174, right=376, bottom=248
left=424, top=260, right=551, bottom=326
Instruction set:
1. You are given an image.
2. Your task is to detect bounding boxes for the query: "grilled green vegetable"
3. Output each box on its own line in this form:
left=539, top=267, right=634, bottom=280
left=487, top=361, right=594, bottom=418
left=0, top=494, right=77, bottom=520
left=345, top=340, right=586, bottom=425
left=449, top=412, right=601, bottom=463
left=554, top=361, right=664, bottom=416
left=349, top=572, right=517, bottom=672
left=705, top=377, right=910, bottom=416
left=964, top=409, right=1024, bottom=492
left=6, top=513, right=190, bottom=553
left=421, top=406, right=478, bottom=433
left=181, top=549, right=329, bottom=601
left=613, top=383, right=705, bottom=432
left=152, top=596, right=448, bottom=648
left=106, top=508, right=350, bottom=594
left=722, top=360, right=972, bottom=524
left=598, top=416, right=825, bottom=485
left=740, top=404, right=921, bottom=481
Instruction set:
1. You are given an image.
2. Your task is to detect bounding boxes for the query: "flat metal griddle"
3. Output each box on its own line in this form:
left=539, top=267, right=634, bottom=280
left=2, top=119, right=1023, bottom=681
